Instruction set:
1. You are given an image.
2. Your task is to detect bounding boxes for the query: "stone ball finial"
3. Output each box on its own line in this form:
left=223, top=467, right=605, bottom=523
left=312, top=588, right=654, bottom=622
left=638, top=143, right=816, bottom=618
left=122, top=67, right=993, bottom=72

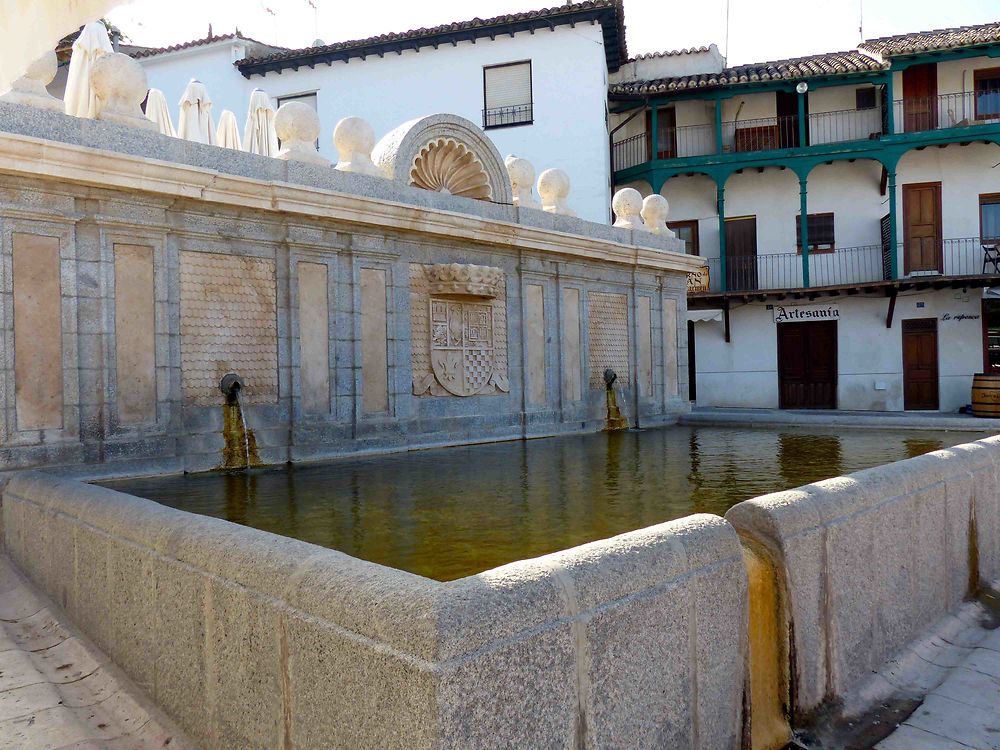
left=504, top=155, right=541, bottom=210
left=274, top=101, right=330, bottom=166
left=89, top=53, right=155, bottom=130
left=612, top=188, right=645, bottom=230
left=537, top=168, right=576, bottom=217
left=333, top=116, right=380, bottom=176
left=0, top=50, right=62, bottom=111
left=25, top=50, right=58, bottom=87
left=641, top=194, right=676, bottom=237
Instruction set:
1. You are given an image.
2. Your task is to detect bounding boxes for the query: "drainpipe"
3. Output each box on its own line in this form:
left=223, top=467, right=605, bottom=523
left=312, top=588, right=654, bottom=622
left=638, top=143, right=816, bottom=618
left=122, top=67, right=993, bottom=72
left=717, top=182, right=728, bottom=292
left=797, top=89, right=807, bottom=147
left=885, top=74, right=896, bottom=135
left=714, top=99, right=723, bottom=155
left=651, top=104, right=659, bottom=161
left=799, top=175, right=810, bottom=288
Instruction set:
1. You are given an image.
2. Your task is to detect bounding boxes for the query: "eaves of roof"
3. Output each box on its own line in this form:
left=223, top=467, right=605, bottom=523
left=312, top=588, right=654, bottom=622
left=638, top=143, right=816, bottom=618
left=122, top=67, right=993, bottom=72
left=609, top=50, right=890, bottom=99
left=235, top=0, right=627, bottom=77
left=859, top=21, right=1000, bottom=57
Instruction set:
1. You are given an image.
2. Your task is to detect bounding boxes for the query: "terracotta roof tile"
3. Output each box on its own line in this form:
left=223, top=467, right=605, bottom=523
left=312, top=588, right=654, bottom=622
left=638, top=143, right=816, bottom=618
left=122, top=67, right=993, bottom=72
left=236, top=0, right=627, bottom=76
left=610, top=50, right=887, bottom=97
left=860, top=21, right=1000, bottom=56
left=128, top=30, right=284, bottom=59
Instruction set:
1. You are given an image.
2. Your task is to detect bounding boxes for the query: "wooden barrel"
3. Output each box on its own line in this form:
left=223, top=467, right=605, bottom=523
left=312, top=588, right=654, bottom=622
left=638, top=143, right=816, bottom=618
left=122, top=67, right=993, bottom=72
left=972, top=373, right=1000, bottom=417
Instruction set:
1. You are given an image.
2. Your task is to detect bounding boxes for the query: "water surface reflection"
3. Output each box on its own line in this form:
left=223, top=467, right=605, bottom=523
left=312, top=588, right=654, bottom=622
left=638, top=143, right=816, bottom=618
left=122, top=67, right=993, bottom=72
left=103, top=425, right=988, bottom=581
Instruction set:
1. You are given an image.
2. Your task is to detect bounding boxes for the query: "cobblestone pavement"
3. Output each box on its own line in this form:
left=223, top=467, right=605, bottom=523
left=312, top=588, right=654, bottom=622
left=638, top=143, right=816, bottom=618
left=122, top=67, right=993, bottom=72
left=877, top=626, right=1000, bottom=750
left=0, top=555, right=188, bottom=750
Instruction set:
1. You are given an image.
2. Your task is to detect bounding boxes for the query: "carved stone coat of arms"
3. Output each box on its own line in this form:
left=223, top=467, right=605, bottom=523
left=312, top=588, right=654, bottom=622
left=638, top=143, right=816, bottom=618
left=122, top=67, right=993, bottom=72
left=411, top=263, right=510, bottom=397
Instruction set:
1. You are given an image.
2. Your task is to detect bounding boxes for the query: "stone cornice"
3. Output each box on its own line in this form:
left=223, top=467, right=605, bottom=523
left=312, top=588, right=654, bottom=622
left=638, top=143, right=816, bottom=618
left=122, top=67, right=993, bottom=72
left=0, top=131, right=705, bottom=276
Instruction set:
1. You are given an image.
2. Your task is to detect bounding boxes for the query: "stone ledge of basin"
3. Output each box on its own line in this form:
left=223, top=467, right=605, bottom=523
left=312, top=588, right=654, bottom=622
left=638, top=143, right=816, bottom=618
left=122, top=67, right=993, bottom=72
left=2, top=472, right=445, bottom=656
left=431, top=513, right=743, bottom=660
left=0, top=103, right=701, bottom=272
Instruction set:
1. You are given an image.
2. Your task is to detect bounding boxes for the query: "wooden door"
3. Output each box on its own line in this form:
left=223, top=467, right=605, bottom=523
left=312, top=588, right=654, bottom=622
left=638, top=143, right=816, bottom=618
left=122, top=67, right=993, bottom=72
left=777, top=321, right=838, bottom=409
left=725, top=217, right=758, bottom=291
left=775, top=90, right=803, bottom=147
left=645, top=107, right=677, bottom=160
left=902, top=183, right=943, bottom=273
left=902, top=318, right=939, bottom=410
left=903, top=63, right=938, bottom=131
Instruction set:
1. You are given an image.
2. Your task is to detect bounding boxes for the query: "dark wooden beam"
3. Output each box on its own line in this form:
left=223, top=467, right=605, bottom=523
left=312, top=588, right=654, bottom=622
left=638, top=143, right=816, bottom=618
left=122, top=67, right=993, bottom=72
left=724, top=298, right=731, bottom=344
left=886, top=288, right=897, bottom=329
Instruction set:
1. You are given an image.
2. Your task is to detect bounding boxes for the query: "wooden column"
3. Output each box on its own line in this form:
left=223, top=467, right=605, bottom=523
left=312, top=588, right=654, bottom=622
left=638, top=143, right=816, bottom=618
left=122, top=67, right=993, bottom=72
left=799, top=176, right=810, bottom=288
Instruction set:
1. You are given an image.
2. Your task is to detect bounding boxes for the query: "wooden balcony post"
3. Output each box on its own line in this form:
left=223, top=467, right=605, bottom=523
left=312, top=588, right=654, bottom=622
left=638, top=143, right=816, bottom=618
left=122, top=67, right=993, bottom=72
left=799, top=175, right=810, bottom=288
left=887, top=169, right=898, bottom=279
left=717, top=182, right=727, bottom=292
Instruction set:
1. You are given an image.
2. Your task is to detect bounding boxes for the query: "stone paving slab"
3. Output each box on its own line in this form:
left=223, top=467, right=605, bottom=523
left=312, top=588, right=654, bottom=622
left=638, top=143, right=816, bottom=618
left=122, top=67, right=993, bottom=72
left=877, top=627, right=1000, bottom=749
left=0, top=555, right=190, bottom=750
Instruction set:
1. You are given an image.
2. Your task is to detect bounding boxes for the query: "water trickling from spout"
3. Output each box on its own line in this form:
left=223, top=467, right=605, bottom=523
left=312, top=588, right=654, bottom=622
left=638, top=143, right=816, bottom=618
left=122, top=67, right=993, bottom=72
left=234, top=387, right=251, bottom=469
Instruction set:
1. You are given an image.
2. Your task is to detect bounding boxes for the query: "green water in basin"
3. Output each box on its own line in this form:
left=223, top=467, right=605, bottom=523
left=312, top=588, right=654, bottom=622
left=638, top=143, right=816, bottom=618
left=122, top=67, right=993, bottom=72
left=101, top=425, right=991, bottom=582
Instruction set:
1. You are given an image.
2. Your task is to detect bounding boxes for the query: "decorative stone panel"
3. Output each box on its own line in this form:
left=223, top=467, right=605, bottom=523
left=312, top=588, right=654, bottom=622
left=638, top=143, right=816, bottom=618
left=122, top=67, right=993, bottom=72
left=588, top=292, right=630, bottom=390
left=179, top=251, right=278, bottom=406
left=411, top=264, right=509, bottom=397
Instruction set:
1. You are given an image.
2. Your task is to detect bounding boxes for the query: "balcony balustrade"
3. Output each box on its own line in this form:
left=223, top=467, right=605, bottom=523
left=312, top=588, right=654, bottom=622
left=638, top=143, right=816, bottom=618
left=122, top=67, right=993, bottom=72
left=612, top=91, right=998, bottom=173
left=695, top=237, right=997, bottom=294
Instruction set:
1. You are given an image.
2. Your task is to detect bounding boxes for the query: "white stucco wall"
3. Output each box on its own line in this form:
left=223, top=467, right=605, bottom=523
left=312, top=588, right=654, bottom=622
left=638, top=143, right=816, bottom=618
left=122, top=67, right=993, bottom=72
left=137, top=26, right=612, bottom=223
left=694, top=290, right=984, bottom=411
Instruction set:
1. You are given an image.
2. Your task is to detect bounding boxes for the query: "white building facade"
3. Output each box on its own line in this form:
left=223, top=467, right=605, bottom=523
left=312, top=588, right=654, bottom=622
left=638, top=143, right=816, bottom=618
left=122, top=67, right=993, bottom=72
left=130, top=3, right=626, bottom=224
left=610, top=22, right=1000, bottom=412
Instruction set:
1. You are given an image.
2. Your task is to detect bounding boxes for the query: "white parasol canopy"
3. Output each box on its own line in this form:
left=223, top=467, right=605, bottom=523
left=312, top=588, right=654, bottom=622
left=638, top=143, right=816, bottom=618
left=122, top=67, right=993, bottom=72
left=215, top=109, right=242, bottom=150
left=242, top=88, right=278, bottom=157
left=144, top=88, right=175, bottom=137
left=64, top=20, right=114, bottom=118
left=177, top=79, right=214, bottom=145
left=0, top=1, right=126, bottom=94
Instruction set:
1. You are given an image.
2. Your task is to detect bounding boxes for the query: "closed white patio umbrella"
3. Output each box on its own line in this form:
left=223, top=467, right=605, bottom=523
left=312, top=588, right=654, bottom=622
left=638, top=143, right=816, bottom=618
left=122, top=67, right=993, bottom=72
left=243, top=88, right=278, bottom=157
left=216, top=109, right=241, bottom=150
left=144, top=88, right=175, bottom=137
left=64, top=20, right=113, bottom=118
left=177, top=79, right=214, bottom=144
left=0, top=0, right=124, bottom=94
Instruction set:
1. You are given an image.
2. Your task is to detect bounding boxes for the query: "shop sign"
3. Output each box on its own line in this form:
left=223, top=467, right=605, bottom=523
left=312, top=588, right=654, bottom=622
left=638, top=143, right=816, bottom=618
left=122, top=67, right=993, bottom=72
left=687, top=266, right=710, bottom=293
left=771, top=304, right=840, bottom=323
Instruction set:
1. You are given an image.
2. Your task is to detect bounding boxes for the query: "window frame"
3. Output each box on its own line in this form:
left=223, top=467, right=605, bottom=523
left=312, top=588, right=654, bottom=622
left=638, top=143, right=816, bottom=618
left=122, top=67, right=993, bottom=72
left=855, top=87, right=876, bottom=111
left=973, top=67, right=1000, bottom=121
left=795, top=212, right=836, bottom=254
left=667, top=219, right=699, bottom=255
left=981, top=193, right=1000, bottom=242
left=482, top=60, right=533, bottom=130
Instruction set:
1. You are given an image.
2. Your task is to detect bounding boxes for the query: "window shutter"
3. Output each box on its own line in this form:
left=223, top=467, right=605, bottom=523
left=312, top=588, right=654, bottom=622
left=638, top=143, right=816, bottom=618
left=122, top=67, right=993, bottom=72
left=484, top=63, right=531, bottom=110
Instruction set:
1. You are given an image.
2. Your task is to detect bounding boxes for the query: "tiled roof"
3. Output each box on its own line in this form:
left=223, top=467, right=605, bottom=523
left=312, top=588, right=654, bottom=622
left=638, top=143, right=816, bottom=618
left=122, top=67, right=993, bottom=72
left=860, top=21, right=1000, bottom=57
left=129, top=30, right=284, bottom=59
left=610, top=50, right=887, bottom=97
left=236, top=0, right=627, bottom=77
left=626, top=46, right=711, bottom=62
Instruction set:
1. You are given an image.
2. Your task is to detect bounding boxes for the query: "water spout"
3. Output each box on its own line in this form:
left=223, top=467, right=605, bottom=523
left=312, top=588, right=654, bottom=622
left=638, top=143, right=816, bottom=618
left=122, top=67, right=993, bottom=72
left=220, top=373, right=261, bottom=470
left=603, top=369, right=629, bottom=432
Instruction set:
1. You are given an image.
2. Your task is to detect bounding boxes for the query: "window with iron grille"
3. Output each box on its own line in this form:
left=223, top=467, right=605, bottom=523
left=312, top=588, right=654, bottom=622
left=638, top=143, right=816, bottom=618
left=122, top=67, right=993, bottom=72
left=483, top=61, right=532, bottom=129
left=796, top=213, right=835, bottom=253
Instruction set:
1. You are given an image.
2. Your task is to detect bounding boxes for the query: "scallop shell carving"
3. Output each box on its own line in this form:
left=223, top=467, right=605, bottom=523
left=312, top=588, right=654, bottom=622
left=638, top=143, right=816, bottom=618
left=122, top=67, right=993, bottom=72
left=409, top=138, right=493, bottom=201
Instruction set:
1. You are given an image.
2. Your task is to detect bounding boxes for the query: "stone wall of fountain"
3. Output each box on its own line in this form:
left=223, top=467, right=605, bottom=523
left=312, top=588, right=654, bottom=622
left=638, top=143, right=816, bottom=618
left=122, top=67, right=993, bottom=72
left=0, top=100, right=699, bottom=475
